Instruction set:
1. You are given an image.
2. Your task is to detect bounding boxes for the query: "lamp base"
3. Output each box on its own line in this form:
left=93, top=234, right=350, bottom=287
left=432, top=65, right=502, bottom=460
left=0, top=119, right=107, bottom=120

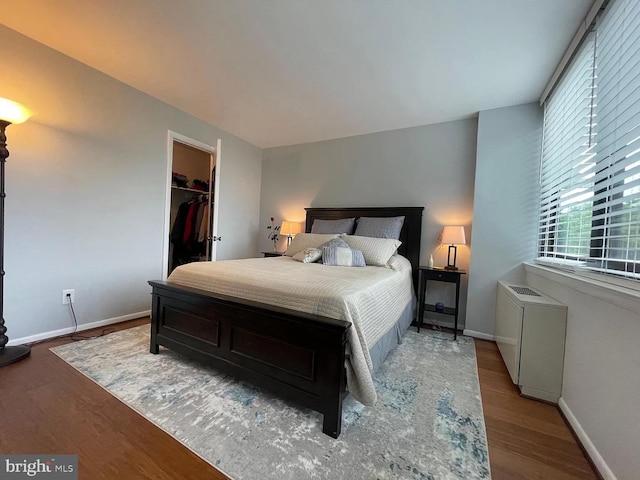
left=446, top=245, right=458, bottom=271
left=0, top=344, right=31, bottom=367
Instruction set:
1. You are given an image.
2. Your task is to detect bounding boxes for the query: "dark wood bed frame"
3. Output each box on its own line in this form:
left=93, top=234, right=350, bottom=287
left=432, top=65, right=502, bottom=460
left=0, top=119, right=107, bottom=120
left=148, top=206, right=423, bottom=438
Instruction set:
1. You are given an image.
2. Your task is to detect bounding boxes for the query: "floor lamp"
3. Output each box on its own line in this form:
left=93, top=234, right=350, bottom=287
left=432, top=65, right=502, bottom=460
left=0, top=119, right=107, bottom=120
left=0, top=97, right=34, bottom=367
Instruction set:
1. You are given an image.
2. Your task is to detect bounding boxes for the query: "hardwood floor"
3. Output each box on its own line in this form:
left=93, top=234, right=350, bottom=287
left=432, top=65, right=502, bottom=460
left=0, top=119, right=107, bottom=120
left=475, top=339, right=599, bottom=479
left=0, top=318, right=226, bottom=480
left=0, top=319, right=600, bottom=479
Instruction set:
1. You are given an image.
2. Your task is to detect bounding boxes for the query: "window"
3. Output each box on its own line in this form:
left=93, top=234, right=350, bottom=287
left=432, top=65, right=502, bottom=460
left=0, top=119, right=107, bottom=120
left=538, top=0, right=640, bottom=281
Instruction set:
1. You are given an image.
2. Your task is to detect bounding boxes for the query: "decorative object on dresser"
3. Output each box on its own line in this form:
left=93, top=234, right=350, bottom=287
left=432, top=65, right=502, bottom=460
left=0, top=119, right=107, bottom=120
left=441, top=225, right=466, bottom=270
left=416, top=266, right=466, bottom=340
left=0, top=97, right=34, bottom=367
left=148, top=206, right=423, bottom=438
left=279, top=220, right=303, bottom=247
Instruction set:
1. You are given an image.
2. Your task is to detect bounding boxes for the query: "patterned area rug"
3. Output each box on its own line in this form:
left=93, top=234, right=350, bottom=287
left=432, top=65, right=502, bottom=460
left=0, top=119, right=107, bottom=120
left=51, top=325, right=490, bottom=479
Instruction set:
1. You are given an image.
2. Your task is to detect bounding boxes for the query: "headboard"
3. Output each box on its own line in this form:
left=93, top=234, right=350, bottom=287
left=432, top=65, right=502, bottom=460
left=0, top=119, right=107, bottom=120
left=305, top=207, right=424, bottom=289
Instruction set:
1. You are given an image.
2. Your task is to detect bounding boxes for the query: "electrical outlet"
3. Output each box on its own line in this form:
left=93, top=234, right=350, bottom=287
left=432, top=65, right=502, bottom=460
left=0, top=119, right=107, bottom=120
left=62, top=289, right=75, bottom=305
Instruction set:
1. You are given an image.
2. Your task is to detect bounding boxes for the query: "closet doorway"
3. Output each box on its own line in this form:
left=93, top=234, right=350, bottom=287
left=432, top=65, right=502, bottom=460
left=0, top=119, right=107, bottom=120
left=163, top=132, right=221, bottom=279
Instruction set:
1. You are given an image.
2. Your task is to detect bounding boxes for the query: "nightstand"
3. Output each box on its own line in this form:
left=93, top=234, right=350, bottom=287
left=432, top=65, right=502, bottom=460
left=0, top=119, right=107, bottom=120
left=416, top=267, right=466, bottom=340
left=261, top=251, right=286, bottom=258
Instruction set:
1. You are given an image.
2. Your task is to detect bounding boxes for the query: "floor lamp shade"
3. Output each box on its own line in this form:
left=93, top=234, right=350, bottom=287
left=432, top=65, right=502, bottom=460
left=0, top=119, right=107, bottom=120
left=0, top=98, right=34, bottom=367
left=0, top=98, right=34, bottom=124
left=442, top=225, right=466, bottom=271
left=280, top=221, right=303, bottom=246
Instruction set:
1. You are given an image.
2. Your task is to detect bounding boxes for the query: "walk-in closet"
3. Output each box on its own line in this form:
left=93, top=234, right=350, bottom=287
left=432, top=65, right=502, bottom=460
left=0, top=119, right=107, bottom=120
left=168, top=140, right=216, bottom=275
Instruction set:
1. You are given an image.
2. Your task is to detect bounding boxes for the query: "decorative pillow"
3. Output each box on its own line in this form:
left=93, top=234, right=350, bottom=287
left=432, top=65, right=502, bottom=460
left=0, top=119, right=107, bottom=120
left=342, top=235, right=402, bottom=266
left=322, top=246, right=366, bottom=267
left=320, top=236, right=350, bottom=249
left=292, top=247, right=322, bottom=263
left=354, top=216, right=405, bottom=239
left=311, top=217, right=356, bottom=234
left=285, top=233, right=339, bottom=257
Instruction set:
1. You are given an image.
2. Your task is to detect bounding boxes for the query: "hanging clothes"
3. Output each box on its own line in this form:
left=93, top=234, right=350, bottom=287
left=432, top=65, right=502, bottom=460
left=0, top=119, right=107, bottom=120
left=198, top=202, right=210, bottom=243
left=170, top=197, right=208, bottom=271
left=194, top=202, right=206, bottom=243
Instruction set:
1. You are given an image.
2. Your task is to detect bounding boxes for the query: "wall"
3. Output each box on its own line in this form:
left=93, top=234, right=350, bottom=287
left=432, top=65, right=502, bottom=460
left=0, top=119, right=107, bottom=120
left=465, top=103, right=542, bottom=338
left=1, top=26, right=262, bottom=343
left=468, top=102, right=638, bottom=479
left=261, top=119, right=477, bottom=327
left=525, top=264, right=640, bottom=480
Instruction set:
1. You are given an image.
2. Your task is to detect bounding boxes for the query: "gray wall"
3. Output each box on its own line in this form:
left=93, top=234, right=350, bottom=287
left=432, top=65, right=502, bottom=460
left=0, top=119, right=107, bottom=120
left=525, top=265, right=640, bottom=480
left=465, top=103, right=542, bottom=337
left=2, top=26, right=262, bottom=343
left=261, top=119, right=477, bottom=327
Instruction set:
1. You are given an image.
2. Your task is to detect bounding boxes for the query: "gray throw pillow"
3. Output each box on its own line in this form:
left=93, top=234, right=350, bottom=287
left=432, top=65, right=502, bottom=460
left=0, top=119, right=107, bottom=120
left=311, top=217, right=356, bottom=234
left=320, top=236, right=350, bottom=249
left=354, top=216, right=405, bottom=239
left=322, top=246, right=366, bottom=267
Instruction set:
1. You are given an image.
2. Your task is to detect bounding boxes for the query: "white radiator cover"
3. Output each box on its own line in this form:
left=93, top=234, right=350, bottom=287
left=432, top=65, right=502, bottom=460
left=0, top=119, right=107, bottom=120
left=495, top=281, right=568, bottom=403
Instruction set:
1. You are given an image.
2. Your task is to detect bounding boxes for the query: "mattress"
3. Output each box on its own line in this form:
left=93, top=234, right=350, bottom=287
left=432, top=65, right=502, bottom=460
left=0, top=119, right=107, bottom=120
left=168, top=255, right=415, bottom=405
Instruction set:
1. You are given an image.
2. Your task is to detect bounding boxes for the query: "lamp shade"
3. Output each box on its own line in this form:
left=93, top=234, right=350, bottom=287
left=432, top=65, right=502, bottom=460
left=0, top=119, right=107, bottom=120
left=0, top=98, right=34, bottom=125
left=280, top=221, right=303, bottom=236
left=441, top=225, right=466, bottom=245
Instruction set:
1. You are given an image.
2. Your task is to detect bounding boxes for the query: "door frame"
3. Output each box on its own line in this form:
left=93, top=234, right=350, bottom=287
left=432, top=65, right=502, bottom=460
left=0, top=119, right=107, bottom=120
left=162, top=131, right=221, bottom=280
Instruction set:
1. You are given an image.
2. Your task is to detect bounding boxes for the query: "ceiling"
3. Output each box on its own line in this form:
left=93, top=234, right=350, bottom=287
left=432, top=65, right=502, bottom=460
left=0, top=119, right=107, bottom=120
left=1, top=0, right=593, bottom=148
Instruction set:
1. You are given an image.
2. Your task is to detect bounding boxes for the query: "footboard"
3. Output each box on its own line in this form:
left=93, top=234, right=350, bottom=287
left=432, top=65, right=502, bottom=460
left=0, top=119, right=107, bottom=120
left=148, top=280, right=351, bottom=438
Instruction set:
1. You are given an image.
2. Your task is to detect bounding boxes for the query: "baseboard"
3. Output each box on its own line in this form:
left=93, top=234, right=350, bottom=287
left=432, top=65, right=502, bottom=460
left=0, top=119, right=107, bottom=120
left=463, top=329, right=495, bottom=341
left=7, top=310, right=151, bottom=346
left=558, top=397, right=616, bottom=480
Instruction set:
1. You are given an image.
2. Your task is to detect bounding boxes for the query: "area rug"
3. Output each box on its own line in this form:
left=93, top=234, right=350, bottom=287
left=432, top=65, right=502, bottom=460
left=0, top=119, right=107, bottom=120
left=51, top=325, right=490, bottom=479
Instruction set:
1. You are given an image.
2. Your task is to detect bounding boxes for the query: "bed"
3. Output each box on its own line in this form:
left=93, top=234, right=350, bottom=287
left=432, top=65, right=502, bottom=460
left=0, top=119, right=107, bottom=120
left=148, top=206, right=423, bottom=438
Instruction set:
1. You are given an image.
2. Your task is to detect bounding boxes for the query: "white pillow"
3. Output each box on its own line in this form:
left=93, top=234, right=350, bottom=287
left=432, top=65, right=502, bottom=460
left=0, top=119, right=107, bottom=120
left=342, top=235, right=402, bottom=266
left=285, top=233, right=339, bottom=257
left=292, top=247, right=322, bottom=263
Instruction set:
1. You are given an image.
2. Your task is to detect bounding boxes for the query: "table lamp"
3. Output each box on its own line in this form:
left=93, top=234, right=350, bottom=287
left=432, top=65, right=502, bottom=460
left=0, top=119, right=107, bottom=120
left=280, top=221, right=303, bottom=247
left=442, top=225, right=465, bottom=271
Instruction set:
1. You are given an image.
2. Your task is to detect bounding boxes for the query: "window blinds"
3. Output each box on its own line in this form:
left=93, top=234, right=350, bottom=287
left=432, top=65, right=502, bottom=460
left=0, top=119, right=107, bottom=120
left=539, top=0, right=640, bottom=280
left=591, top=0, right=640, bottom=275
left=539, top=32, right=597, bottom=259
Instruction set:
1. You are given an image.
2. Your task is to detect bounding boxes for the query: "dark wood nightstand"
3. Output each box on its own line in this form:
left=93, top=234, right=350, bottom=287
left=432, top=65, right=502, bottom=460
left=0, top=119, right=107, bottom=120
left=416, top=267, right=466, bottom=340
left=261, top=251, right=286, bottom=258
